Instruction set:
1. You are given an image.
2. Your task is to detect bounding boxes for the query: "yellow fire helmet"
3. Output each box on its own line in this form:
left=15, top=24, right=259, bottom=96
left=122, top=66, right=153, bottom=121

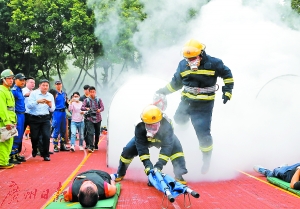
left=182, top=39, right=206, bottom=58
left=140, top=104, right=163, bottom=124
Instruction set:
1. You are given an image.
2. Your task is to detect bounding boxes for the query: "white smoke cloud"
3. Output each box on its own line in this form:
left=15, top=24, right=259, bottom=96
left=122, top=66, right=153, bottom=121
left=88, top=0, right=122, bottom=48
left=105, top=0, right=300, bottom=181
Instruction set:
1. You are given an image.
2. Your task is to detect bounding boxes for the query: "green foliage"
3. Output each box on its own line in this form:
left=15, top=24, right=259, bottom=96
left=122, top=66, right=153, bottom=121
left=0, top=0, right=13, bottom=66
left=291, top=0, right=300, bottom=14
left=91, top=0, right=146, bottom=68
left=8, top=0, right=73, bottom=79
left=1, top=0, right=214, bottom=90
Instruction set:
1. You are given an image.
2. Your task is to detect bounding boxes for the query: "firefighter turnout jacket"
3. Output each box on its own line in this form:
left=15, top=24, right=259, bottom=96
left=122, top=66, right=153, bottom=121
left=157, top=51, right=234, bottom=102
left=135, top=117, right=178, bottom=171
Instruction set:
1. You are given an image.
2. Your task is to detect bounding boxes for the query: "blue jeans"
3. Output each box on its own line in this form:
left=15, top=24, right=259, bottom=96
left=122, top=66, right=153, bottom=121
left=264, top=163, right=300, bottom=182
left=52, top=111, right=66, bottom=144
left=70, top=121, right=84, bottom=146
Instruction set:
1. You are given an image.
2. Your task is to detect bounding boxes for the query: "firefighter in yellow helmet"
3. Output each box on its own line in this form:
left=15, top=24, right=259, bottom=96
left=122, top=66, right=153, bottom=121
left=111, top=105, right=188, bottom=184
left=156, top=39, right=234, bottom=174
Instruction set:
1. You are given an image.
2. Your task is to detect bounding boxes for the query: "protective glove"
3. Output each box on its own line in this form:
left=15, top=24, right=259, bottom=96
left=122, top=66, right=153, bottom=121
left=155, top=88, right=166, bottom=95
left=153, top=167, right=161, bottom=173
left=222, top=86, right=232, bottom=104
left=145, top=166, right=161, bottom=175
left=222, top=93, right=230, bottom=104
left=144, top=167, right=152, bottom=176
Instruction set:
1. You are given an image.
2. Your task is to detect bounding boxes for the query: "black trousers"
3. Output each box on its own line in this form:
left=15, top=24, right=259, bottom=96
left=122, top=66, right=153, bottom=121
left=24, top=113, right=30, bottom=131
left=83, top=119, right=89, bottom=146
left=29, top=114, right=51, bottom=158
left=85, top=120, right=101, bottom=149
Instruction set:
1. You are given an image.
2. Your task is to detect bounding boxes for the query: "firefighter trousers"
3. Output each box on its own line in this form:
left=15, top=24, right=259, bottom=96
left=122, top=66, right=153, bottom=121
left=174, top=99, right=214, bottom=153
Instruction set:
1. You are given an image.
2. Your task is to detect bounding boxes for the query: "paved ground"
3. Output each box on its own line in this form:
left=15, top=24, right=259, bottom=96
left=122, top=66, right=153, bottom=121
left=1, top=134, right=300, bottom=209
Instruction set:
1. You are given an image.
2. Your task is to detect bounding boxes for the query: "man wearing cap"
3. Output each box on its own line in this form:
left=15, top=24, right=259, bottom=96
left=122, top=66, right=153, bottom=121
left=27, top=79, right=55, bottom=161
left=0, top=69, right=16, bottom=169
left=52, top=80, right=69, bottom=152
left=9, top=73, right=27, bottom=164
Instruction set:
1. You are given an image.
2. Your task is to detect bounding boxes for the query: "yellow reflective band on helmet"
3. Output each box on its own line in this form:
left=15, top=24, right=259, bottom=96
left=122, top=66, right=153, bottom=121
left=199, top=145, right=213, bottom=152
left=166, top=83, right=176, bottom=92
left=180, top=69, right=215, bottom=77
left=147, top=138, right=161, bottom=143
left=170, top=152, right=184, bottom=161
left=140, top=154, right=150, bottom=161
left=223, top=78, right=234, bottom=84
left=159, top=154, right=169, bottom=162
left=120, top=156, right=133, bottom=164
left=181, top=92, right=215, bottom=100
left=225, top=92, right=232, bottom=99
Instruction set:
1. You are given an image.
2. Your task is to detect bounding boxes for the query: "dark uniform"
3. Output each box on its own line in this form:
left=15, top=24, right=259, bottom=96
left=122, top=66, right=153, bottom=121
left=11, top=84, right=25, bottom=155
left=157, top=51, right=234, bottom=172
left=52, top=90, right=67, bottom=149
left=117, top=116, right=187, bottom=178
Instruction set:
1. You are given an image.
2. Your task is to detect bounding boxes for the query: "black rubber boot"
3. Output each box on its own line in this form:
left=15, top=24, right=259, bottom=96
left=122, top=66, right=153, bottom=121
left=53, top=145, right=59, bottom=152
left=60, top=143, right=70, bottom=151
left=60, top=138, right=70, bottom=151
left=175, top=175, right=187, bottom=185
left=16, top=154, right=26, bottom=162
left=53, top=138, right=59, bottom=152
left=9, top=154, right=22, bottom=164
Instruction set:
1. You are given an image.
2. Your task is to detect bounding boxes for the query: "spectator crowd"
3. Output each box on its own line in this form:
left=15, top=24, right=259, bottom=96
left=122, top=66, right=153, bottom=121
left=0, top=64, right=105, bottom=168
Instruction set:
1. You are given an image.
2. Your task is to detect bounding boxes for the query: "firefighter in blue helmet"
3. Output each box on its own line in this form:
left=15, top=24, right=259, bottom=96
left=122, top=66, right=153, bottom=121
left=9, top=73, right=27, bottom=164
left=156, top=39, right=234, bottom=174
left=112, top=105, right=188, bottom=184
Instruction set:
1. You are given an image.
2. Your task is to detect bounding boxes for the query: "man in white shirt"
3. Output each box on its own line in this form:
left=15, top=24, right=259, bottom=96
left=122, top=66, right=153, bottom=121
left=27, top=79, right=55, bottom=161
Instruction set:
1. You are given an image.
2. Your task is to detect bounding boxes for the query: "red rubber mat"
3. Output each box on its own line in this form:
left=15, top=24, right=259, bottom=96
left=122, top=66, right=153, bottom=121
left=1, top=135, right=300, bottom=209
left=116, top=171, right=300, bottom=209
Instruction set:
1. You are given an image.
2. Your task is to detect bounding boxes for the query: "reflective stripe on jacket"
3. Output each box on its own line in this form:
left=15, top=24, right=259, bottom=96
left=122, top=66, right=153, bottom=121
left=162, top=52, right=234, bottom=102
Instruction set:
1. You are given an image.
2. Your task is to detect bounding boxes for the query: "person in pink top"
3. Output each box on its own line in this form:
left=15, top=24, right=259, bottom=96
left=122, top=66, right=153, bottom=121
left=68, top=92, right=85, bottom=151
